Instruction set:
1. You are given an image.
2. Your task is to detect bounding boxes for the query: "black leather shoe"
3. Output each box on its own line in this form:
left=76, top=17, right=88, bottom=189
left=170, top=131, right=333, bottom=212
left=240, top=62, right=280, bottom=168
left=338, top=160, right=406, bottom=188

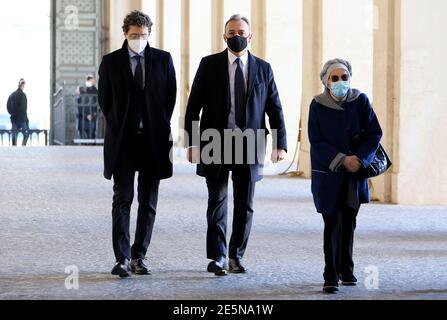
left=130, top=258, right=151, bottom=275
left=229, top=259, right=246, bottom=274
left=340, top=274, right=358, bottom=286
left=207, top=257, right=227, bottom=276
left=323, top=281, right=339, bottom=294
left=111, top=259, right=131, bottom=278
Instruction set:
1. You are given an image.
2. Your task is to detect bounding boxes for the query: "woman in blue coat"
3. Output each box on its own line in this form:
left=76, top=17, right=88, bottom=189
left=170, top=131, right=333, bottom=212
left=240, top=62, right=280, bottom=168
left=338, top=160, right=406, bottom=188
left=308, top=59, right=383, bottom=293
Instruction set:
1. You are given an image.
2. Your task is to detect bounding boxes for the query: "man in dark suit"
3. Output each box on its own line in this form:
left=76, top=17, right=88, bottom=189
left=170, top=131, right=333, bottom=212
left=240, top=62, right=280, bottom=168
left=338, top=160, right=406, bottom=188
left=184, top=15, right=287, bottom=276
left=77, top=75, right=98, bottom=139
left=98, top=10, right=176, bottom=278
left=7, top=79, right=29, bottom=146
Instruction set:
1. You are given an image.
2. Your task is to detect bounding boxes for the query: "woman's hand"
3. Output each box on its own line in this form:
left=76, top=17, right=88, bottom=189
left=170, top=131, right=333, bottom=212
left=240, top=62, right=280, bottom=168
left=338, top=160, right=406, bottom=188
left=343, top=155, right=362, bottom=173
left=187, top=147, right=200, bottom=164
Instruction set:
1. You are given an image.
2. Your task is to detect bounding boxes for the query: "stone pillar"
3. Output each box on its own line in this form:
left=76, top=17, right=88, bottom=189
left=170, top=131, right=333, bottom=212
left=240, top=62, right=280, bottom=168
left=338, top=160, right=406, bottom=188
left=212, top=0, right=224, bottom=53
left=250, top=0, right=266, bottom=59
left=298, top=0, right=323, bottom=178
left=108, top=0, right=143, bottom=52
left=156, top=0, right=164, bottom=49
left=372, top=0, right=401, bottom=203
left=396, top=0, right=447, bottom=205
left=178, top=0, right=190, bottom=146
left=101, top=0, right=111, bottom=55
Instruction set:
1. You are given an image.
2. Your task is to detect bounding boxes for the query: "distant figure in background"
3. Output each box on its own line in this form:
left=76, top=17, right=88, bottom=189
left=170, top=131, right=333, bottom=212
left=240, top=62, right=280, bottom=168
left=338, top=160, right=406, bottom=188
left=7, top=79, right=29, bottom=146
left=77, top=75, right=98, bottom=139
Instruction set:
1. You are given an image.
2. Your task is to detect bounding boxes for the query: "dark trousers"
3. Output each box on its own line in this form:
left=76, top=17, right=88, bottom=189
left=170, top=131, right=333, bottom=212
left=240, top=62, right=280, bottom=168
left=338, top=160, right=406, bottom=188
left=112, top=135, right=159, bottom=263
left=206, top=165, right=256, bottom=260
left=322, top=189, right=359, bottom=283
left=11, top=121, right=29, bottom=146
left=79, top=121, right=96, bottom=139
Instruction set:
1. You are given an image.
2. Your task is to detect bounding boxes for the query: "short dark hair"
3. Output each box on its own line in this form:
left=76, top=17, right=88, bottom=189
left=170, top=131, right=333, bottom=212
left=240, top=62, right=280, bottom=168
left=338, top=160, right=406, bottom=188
left=86, top=75, right=95, bottom=81
left=18, top=79, right=25, bottom=87
left=122, top=10, right=153, bottom=33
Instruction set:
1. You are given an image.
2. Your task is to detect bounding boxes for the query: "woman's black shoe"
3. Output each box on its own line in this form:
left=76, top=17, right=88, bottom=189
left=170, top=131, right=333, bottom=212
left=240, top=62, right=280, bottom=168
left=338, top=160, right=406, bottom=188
left=341, top=274, right=358, bottom=286
left=323, top=282, right=339, bottom=294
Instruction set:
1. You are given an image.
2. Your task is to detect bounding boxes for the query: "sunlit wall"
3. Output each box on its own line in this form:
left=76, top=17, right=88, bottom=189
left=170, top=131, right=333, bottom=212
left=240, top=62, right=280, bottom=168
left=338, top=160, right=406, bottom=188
left=323, top=0, right=374, bottom=98
left=0, top=0, right=51, bottom=130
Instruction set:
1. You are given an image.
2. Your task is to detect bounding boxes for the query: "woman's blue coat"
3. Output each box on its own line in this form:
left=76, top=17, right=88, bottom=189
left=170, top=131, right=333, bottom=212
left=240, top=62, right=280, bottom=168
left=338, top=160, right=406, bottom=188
left=308, top=92, right=383, bottom=215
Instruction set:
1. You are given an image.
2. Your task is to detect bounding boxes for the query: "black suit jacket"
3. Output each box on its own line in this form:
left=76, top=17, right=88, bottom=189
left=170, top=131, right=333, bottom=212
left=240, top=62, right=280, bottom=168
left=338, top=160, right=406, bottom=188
left=98, top=41, right=177, bottom=180
left=7, top=89, right=28, bottom=124
left=184, top=50, right=287, bottom=182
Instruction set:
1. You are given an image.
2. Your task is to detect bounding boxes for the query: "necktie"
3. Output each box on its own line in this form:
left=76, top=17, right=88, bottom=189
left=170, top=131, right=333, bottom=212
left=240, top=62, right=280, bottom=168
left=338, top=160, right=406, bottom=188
left=133, top=55, right=144, bottom=130
left=234, top=58, right=246, bottom=129
left=134, top=55, right=144, bottom=90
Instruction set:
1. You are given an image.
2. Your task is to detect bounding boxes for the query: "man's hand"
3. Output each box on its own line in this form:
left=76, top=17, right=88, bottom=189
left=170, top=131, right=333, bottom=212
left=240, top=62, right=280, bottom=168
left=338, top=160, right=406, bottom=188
left=343, top=155, right=362, bottom=173
left=271, top=149, right=287, bottom=164
left=187, top=147, right=200, bottom=164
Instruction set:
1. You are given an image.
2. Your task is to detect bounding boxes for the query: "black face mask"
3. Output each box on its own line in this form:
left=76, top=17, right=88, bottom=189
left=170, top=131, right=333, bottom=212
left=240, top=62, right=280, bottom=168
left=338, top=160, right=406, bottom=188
left=227, top=35, right=248, bottom=53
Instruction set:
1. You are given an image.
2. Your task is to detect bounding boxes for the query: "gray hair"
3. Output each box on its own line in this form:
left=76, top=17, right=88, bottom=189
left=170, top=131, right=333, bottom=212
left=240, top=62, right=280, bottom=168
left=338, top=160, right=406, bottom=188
left=320, top=58, right=353, bottom=87
left=225, top=14, right=251, bottom=31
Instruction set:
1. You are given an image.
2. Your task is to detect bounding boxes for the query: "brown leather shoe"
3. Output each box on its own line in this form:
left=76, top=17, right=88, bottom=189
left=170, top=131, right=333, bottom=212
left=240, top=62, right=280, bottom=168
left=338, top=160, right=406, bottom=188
left=130, top=258, right=151, bottom=275
left=229, top=258, right=246, bottom=274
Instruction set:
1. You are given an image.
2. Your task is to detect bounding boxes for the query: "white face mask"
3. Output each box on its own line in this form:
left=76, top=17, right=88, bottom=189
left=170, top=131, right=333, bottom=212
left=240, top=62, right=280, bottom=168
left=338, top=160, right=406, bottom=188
left=128, top=39, right=147, bottom=54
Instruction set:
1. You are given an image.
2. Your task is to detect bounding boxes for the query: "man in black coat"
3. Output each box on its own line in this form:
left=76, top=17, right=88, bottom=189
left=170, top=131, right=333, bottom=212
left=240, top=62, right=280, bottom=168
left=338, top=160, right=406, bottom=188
left=7, top=79, right=29, bottom=146
left=77, top=75, right=98, bottom=139
left=98, top=10, right=176, bottom=278
left=184, top=15, right=287, bottom=276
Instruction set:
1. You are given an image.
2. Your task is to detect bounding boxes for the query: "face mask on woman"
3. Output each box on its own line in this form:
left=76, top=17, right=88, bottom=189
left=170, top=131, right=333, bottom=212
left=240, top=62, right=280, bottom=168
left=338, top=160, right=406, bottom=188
left=330, top=81, right=350, bottom=98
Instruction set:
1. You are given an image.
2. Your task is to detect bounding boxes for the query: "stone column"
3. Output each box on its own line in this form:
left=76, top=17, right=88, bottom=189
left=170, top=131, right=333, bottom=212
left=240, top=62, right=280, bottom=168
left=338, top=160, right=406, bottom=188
left=250, top=0, right=266, bottom=59
left=178, top=0, right=190, bottom=146
left=155, top=0, right=164, bottom=49
left=108, top=0, right=143, bottom=52
left=372, top=0, right=400, bottom=203
left=298, top=0, right=323, bottom=178
left=212, top=0, right=225, bottom=53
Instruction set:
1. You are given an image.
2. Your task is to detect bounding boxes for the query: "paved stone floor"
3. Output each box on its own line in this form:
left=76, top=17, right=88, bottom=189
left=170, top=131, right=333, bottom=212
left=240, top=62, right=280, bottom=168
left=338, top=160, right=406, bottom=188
left=0, top=147, right=446, bottom=300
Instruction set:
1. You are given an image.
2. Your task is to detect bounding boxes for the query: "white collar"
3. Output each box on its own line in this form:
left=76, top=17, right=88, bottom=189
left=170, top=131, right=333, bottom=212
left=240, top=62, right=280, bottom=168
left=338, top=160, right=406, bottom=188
left=228, top=50, right=248, bottom=66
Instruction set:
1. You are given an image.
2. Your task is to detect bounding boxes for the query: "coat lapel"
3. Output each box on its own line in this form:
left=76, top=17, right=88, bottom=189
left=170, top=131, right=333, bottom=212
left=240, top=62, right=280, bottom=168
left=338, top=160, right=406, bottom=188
left=120, top=40, right=133, bottom=93
left=143, top=44, right=153, bottom=116
left=144, top=43, right=153, bottom=88
left=219, top=50, right=230, bottom=114
left=246, top=52, right=259, bottom=101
